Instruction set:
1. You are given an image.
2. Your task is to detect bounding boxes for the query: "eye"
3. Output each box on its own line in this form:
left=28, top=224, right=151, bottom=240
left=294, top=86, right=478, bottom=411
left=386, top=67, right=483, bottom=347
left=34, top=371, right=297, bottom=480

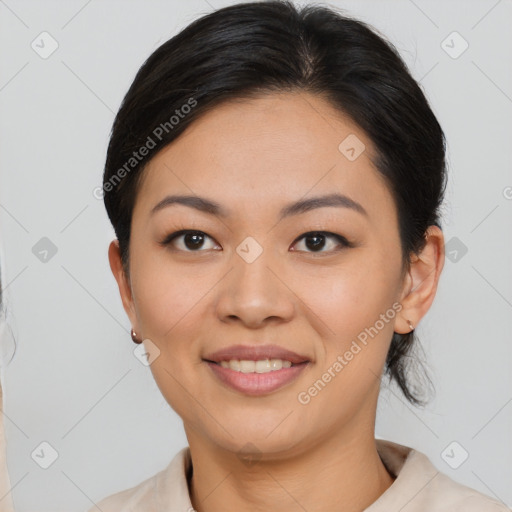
left=160, top=230, right=220, bottom=252
left=160, top=229, right=353, bottom=254
left=291, top=231, right=352, bottom=254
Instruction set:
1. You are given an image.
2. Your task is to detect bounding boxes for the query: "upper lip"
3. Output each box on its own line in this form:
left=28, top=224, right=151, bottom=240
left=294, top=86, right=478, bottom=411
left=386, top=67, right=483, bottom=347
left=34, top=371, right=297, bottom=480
left=203, top=344, right=310, bottom=364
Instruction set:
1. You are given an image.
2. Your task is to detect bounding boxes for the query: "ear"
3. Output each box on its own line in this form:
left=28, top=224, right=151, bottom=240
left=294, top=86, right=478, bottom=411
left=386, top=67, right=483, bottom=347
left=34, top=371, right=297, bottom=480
left=108, top=239, right=138, bottom=331
left=395, top=225, right=445, bottom=334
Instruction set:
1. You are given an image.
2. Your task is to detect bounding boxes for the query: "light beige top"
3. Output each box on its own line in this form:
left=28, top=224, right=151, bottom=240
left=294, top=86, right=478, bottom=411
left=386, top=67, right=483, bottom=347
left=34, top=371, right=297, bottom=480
left=89, top=439, right=510, bottom=511
left=0, top=383, right=15, bottom=512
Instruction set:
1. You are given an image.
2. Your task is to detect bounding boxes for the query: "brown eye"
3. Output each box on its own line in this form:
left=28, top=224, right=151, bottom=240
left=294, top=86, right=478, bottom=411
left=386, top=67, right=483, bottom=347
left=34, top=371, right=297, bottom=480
left=291, top=231, right=352, bottom=253
left=160, top=230, right=220, bottom=252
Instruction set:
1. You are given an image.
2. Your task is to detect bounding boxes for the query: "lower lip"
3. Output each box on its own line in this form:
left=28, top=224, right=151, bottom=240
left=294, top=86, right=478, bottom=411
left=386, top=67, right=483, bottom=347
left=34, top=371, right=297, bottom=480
left=205, top=361, right=309, bottom=396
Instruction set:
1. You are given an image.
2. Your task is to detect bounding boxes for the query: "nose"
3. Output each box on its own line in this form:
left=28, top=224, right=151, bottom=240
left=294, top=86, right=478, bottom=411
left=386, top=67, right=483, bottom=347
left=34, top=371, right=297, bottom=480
left=214, top=244, right=295, bottom=329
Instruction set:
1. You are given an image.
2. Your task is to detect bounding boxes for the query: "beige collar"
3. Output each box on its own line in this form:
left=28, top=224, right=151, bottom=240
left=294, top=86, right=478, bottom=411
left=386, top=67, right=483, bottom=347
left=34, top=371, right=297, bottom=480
left=93, top=438, right=509, bottom=511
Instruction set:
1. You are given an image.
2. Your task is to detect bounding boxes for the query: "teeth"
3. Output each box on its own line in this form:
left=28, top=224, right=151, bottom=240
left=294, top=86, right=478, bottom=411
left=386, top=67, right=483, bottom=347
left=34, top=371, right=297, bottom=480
left=218, top=359, right=293, bottom=373
left=240, top=360, right=255, bottom=373
left=255, top=360, right=270, bottom=373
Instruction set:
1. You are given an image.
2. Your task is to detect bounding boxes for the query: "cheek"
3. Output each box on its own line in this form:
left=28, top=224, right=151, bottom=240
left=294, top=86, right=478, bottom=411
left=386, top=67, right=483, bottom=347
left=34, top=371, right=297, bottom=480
left=305, top=253, right=400, bottom=340
left=130, top=248, right=211, bottom=339
left=129, top=255, right=209, bottom=417
left=295, top=258, right=400, bottom=419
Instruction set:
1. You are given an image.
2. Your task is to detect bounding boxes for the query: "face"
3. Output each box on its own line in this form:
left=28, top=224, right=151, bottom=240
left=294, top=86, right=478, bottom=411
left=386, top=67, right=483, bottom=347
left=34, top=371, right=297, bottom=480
left=111, top=92, right=429, bottom=459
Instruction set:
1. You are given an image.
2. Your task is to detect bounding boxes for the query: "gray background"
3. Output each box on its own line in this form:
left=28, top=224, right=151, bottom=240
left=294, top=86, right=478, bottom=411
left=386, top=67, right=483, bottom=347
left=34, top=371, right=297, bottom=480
left=0, top=0, right=511, bottom=510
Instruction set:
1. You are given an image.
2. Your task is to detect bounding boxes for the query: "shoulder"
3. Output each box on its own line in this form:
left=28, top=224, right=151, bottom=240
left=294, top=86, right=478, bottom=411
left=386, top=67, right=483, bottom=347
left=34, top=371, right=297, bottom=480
left=372, top=439, right=511, bottom=512
left=426, top=470, right=510, bottom=511
left=87, top=473, right=158, bottom=512
left=86, top=447, right=192, bottom=512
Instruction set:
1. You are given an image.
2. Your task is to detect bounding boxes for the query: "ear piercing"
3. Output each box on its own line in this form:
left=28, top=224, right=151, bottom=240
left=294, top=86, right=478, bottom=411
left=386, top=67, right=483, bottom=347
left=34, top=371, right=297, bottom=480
left=407, top=320, right=414, bottom=332
left=131, top=328, right=143, bottom=344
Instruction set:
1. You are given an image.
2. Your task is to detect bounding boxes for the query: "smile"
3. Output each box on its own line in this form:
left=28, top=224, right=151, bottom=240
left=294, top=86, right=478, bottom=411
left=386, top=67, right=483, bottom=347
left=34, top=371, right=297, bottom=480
left=217, top=358, right=293, bottom=373
left=202, top=344, right=311, bottom=395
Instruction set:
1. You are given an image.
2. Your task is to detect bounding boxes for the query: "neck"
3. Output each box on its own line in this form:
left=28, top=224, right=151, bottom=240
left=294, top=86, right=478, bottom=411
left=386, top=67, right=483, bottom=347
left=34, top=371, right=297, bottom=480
left=186, top=422, right=395, bottom=512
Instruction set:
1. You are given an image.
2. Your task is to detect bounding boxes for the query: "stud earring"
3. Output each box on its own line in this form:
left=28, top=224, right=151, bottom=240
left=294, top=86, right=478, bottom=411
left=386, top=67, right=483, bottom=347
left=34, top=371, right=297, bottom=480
left=131, top=328, right=142, bottom=344
left=407, top=320, right=414, bottom=332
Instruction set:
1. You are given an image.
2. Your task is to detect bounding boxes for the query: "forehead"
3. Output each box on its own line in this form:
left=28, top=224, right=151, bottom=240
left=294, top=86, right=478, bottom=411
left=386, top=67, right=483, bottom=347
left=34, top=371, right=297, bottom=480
left=136, top=92, right=396, bottom=224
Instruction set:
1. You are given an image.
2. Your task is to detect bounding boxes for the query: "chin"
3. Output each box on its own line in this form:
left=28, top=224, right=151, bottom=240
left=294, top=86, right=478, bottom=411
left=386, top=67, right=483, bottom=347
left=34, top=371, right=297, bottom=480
left=188, top=413, right=309, bottom=458
left=219, top=436, right=305, bottom=462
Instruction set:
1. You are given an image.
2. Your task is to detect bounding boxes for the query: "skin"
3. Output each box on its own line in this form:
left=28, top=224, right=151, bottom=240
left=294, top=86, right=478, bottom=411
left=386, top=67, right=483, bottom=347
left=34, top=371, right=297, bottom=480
left=109, top=91, right=444, bottom=512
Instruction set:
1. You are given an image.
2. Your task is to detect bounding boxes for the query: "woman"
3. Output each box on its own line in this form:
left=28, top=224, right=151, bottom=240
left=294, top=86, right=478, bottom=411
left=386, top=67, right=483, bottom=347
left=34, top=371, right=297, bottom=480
left=89, top=1, right=510, bottom=511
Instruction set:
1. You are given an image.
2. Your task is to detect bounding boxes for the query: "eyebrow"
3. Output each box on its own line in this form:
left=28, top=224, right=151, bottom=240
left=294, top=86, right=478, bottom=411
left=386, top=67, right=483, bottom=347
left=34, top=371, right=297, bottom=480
left=150, top=193, right=368, bottom=220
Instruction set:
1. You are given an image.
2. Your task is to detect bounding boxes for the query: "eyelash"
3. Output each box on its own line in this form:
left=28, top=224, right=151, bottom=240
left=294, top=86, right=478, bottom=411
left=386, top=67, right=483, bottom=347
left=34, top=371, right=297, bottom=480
left=159, top=229, right=354, bottom=255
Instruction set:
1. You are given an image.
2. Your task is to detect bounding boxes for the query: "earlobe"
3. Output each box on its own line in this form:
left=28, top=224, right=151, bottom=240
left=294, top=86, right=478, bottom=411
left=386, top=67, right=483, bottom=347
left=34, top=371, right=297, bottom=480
left=395, top=226, right=445, bottom=334
left=108, top=240, right=138, bottom=328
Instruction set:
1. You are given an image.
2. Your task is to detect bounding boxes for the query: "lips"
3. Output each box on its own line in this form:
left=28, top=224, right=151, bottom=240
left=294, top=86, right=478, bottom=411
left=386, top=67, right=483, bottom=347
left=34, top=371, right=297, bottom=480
left=203, top=344, right=310, bottom=396
left=203, top=344, right=310, bottom=365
